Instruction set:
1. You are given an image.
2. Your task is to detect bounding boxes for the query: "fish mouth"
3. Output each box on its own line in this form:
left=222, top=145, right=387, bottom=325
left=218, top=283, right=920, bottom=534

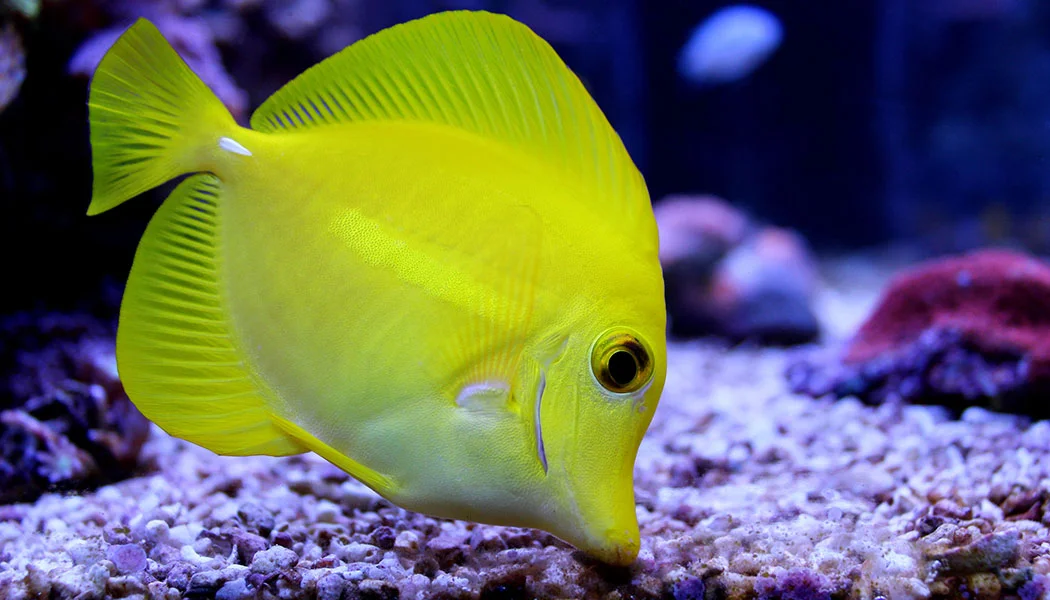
left=534, top=369, right=548, bottom=473
left=585, top=529, right=640, bottom=567
left=562, top=483, right=641, bottom=566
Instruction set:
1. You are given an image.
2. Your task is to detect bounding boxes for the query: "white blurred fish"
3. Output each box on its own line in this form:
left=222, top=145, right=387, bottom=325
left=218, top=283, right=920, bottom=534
left=678, top=4, right=783, bottom=85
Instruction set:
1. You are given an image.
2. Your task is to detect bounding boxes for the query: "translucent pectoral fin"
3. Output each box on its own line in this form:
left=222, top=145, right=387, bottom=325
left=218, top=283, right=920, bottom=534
left=455, top=381, right=511, bottom=413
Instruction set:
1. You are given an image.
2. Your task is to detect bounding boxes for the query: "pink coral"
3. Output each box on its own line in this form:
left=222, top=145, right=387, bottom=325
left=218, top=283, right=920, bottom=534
left=845, top=249, right=1050, bottom=382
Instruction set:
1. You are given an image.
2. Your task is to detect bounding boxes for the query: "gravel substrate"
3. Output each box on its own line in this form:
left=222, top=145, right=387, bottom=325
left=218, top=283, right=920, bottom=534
left=2, top=265, right=1050, bottom=599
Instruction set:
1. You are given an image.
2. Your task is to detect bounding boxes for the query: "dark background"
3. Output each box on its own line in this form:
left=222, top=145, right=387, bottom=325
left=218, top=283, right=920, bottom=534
left=2, top=0, right=1048, bottom=314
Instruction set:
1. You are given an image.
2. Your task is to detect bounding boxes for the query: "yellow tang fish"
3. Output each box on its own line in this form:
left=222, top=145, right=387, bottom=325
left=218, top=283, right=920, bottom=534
left=86, top=10, right=666, bottom=565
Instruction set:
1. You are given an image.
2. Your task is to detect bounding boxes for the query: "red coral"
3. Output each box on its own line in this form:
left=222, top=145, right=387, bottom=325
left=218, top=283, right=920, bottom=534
left=845, top=249, right=1050, bottom=381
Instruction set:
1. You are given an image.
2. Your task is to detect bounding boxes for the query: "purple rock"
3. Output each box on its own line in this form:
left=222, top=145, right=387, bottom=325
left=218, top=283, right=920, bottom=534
left=163, top=561, right=196, bottom=591
left=237, top=502, right=275, bottom=534
left=1020, top=574, right=1050, bottom=600
left=371, top=526, right=396, bottom=550
left=426, top=533, right=466, bottom=568
left=232, top=530, right=269, bottom=564
left=787, top=325, right=1045, bottom=417
left=106, top=543, right=147, bottom=574
left=316, top=573, right=347, bottom=600
left=754, top=569, right=831, bottom=600
left=272, top=531, right=294, bottom=548
left=672, top=577, right=706, bottom=600
left=0, top=311, right=150, bottom=504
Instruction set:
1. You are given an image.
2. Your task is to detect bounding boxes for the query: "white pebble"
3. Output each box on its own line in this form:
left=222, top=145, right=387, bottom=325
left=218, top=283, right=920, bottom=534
left=44, top=518, right=68, bottom=534
left=334, top=542, right=380, bottom=563
left=211, top=502, right=240, bottom=522
left=216, top=578, right=252, bottom=600
left=977, top=499, right=1004, bottom=522
left=394, top=531, right=420, bottom=552
left=168, top=524, right=203, bottom=547
left=250, top=545, right=299, bottom=574
left=96, top=486, right=123, bottom=503
left=180, top=544, right=209, bottom=565
left=145, top=520, right=171, bottom=545
left=879, top=550, right=916, bottom=575
left=398, top=573, right=431, bottom=598
left=66, top=540, right=104, bottom=566
left=314, top=500, right=342, bottom=523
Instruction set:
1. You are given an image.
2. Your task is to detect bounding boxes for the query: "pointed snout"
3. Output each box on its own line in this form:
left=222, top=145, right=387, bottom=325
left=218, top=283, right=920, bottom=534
left=579, top=520, right=641, bottom=567
left=553, top=468, right=642, bottom=566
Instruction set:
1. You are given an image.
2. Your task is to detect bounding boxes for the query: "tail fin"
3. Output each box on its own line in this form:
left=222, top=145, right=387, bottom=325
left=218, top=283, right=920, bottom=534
left=87, top=18, right=236, bottom=216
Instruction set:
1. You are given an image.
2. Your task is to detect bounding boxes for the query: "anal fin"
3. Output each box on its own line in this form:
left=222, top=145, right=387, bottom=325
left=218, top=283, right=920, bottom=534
left=116, top=174, right=305, bottom=457
left=271, top=415, right=397, bottom=496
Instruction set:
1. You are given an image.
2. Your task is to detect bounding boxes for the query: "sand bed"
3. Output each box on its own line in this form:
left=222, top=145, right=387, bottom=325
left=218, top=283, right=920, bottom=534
left=1, top=269, right=1049, bottom=599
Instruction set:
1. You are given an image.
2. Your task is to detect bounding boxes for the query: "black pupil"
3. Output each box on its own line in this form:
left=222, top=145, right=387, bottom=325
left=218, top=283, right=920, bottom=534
left=608, top=350, right=639, bottom=387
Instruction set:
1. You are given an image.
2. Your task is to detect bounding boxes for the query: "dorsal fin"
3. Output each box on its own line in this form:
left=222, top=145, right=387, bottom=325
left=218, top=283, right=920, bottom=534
left=249, top=10, right=652, bottom=233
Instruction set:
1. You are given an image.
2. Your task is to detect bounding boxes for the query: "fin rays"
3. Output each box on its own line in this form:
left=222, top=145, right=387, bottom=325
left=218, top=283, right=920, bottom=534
left=248, top=10, right=651, bottom=242
left=117, top=174, right=304, bottom=457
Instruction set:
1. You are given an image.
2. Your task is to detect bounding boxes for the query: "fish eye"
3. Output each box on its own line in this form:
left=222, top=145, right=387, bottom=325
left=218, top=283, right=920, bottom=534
left=607, top=350, right=638, bottom=387
left=590, top=329, right=654, bottom=394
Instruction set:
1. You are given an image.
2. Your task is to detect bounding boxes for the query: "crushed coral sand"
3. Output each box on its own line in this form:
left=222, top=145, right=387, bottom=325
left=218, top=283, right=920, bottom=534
left=1, top=263, right=1049, bottom=600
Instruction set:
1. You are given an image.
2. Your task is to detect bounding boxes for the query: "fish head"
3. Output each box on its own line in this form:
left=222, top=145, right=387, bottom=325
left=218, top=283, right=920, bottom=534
left=533, top=289, right=667, bottom=566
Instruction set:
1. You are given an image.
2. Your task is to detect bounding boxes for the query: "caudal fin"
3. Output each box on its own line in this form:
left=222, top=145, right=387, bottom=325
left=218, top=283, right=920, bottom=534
left=87, top=18, right=235, bottom=216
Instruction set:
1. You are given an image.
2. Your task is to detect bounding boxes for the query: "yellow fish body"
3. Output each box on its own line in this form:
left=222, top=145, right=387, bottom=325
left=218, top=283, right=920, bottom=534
left=87, top=11, right=666, bottom=565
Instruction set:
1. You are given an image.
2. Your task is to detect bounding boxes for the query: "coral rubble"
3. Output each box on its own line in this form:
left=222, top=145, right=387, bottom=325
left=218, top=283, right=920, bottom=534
left=0, top=312, right=149, bottom=505
left=1, top=269, right=1048, bottom=598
